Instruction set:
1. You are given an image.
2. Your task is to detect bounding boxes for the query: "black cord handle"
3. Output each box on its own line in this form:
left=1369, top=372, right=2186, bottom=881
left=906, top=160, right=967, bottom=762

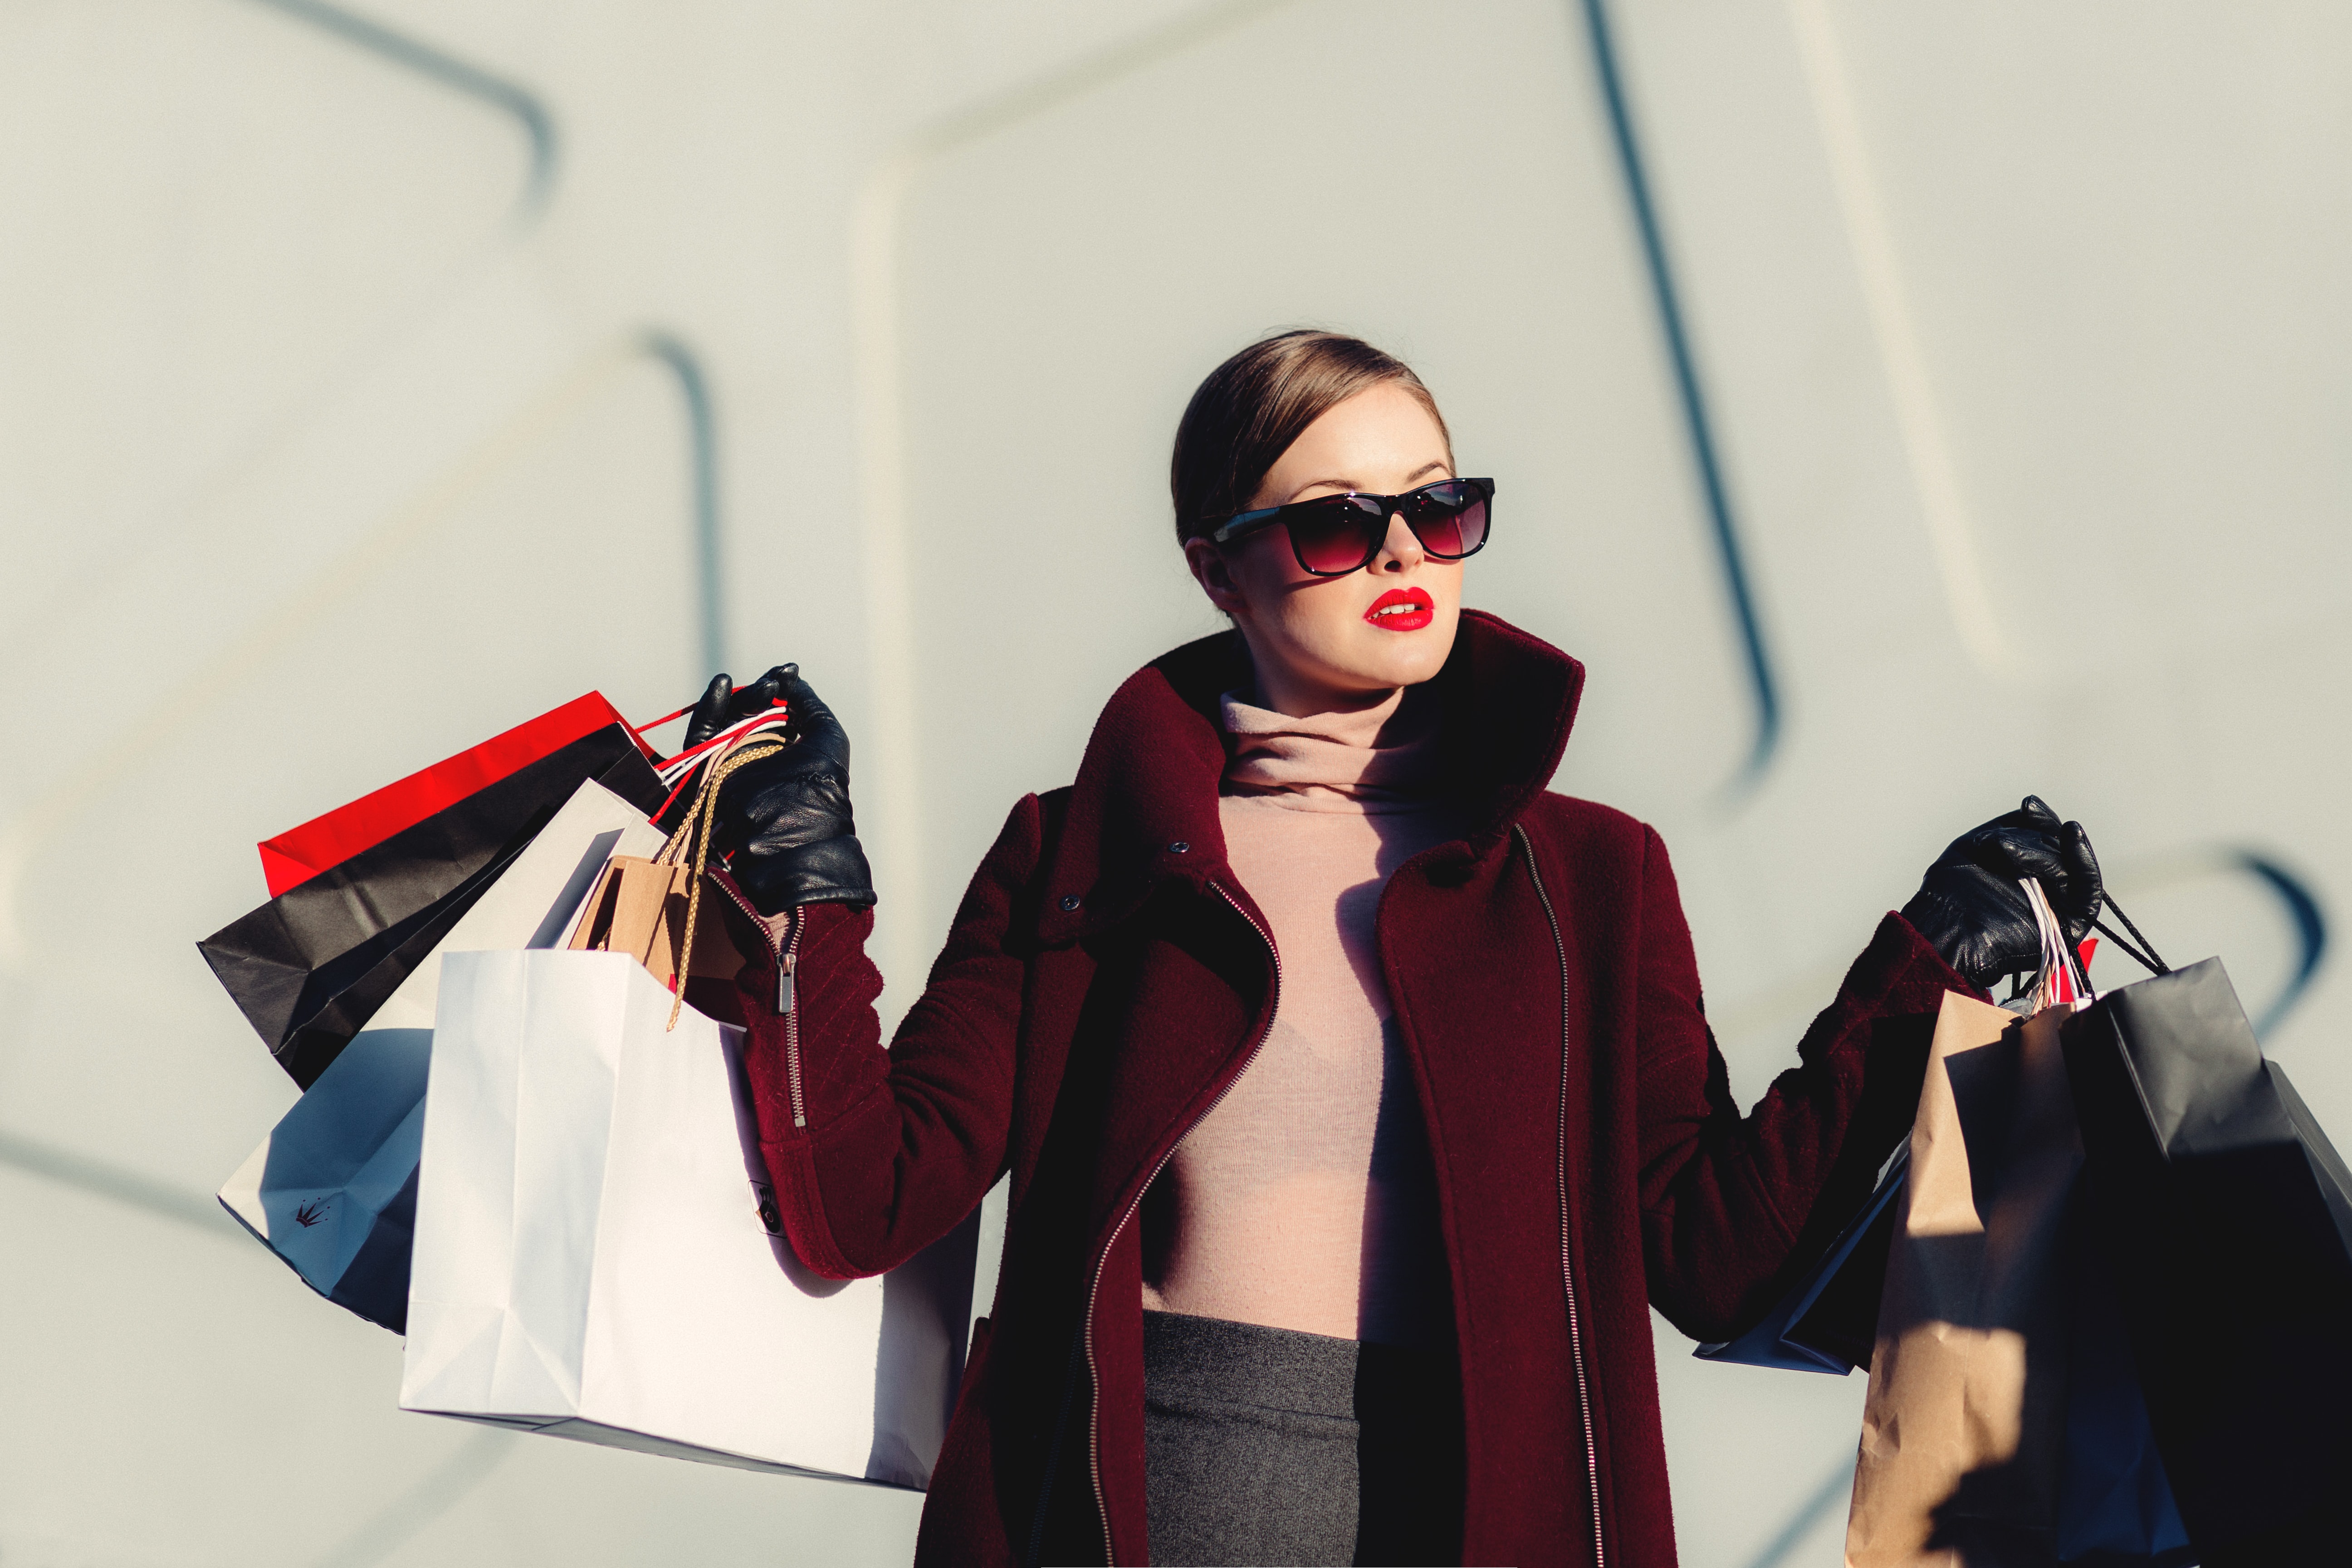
left=2093, top=893, right=2170, bottom=977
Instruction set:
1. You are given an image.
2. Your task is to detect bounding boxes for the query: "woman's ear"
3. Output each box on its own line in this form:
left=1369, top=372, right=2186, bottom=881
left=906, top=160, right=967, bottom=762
left=1184, top=537, right=1250, bottom=617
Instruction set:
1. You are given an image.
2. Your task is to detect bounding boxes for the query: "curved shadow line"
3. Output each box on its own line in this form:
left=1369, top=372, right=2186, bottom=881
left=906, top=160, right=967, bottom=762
left=1576, top=0, right=1781, bottom=791
left=2234, top=850, right=2328, bottom=1039
left=1740, top=1449, right=1855, bottom=1568
left=640, top=332, right=726, bottom=679
left=0, top=1127, right=240, bottom=1238
left=0, top=339, right=640, bottom=965
left=2103, top=845, right=2329, bottom=1040
left=240, top=0, right=558, bottom=221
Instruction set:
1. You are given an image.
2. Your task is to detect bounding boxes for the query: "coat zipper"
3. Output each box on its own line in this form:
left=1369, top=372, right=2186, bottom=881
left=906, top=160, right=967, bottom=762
left=1514, top=824, right=1605, bottom=1568
left=1076, top=880, right=1281, bottom=1566
left=781, top=917, right=805, bottom=1126
left=710, top=878, right=807, bottom=1128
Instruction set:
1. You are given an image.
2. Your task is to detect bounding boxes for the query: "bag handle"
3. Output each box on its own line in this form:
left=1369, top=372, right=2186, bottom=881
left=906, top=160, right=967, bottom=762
left=2021, top=878, right=2092, bottom=1007
left=627, top=697, right=788, bottom=750
left=652, top=703, right=792, bottom=786
left=652, top=731, right=785, bottom=1031
left=2092, top=894, right=2170, bottom=977
left=2015, top=882, right=2172, bottom=998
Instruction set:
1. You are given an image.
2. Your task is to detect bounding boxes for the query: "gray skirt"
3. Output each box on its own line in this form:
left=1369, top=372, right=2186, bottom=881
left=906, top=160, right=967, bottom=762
left=1141, top=1309, right=1464, bottom=1567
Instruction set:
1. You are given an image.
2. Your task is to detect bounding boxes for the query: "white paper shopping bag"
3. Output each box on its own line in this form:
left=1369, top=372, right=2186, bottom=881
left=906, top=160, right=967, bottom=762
left=400, top=948, right=977, bottom=1488
left=218, top=779, right=667, bottom=1329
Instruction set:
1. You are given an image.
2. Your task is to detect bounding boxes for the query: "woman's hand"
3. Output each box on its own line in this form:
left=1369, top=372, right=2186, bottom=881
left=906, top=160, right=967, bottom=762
left=1900, top=795, right=2102, bottom=992
left=684, top=664, right=875, bottom=916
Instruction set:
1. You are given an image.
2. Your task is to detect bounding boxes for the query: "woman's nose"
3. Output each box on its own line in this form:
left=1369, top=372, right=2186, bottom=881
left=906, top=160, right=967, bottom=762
left=1374, top=511, right=1424, bottom=571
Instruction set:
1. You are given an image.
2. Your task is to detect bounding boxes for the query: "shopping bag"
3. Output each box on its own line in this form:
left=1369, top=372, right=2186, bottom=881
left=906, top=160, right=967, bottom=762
left=564, top=859, right=743, bottom=991
left=257, top=692, right=654, bottom=897
left=2054, top=1194, right=2193, bottom=1565
left=400, top=949, right=978, bottom=1487
left=1847, top=883, right=2087, bottom=1567
left=199, top=723, right=665, bottom=1086
left=564, top=729, right=786, bottom=1001
left=1697, top=1146, right=1908, bottom=1375
left=2061, top=952, right=2352, bottom=1554
left=215, top=1022, right=430, bottom=1332
left=216, top=778, right=666, bottom=1330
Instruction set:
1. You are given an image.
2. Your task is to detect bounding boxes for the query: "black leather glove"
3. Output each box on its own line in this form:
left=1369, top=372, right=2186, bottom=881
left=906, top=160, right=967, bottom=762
left=684, top=664, right=792, bottom=748
left=681, top=664, right=875, bottom=916
left=1900, top=795, right=2102, bottom=992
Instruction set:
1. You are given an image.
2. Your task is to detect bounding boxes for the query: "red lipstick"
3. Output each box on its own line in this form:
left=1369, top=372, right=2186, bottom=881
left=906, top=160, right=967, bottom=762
left=1364, top=586, right=1435, bottom=631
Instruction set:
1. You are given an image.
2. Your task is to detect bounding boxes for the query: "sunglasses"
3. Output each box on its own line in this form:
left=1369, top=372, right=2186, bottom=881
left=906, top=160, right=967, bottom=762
left=1206, top=478, right=1494, bottom=577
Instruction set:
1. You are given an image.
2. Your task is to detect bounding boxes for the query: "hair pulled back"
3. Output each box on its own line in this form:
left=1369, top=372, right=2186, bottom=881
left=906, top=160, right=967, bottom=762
left=1169, top=330, right=1451, bottom=546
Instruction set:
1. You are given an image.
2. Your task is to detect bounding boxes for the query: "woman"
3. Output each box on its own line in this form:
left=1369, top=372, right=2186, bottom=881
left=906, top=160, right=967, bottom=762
left=685, top=331, right=2102, bottom=1566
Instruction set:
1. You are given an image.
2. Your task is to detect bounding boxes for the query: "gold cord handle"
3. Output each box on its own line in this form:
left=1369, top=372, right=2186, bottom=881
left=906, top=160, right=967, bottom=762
left=660, top=735, right=784, bottom=1030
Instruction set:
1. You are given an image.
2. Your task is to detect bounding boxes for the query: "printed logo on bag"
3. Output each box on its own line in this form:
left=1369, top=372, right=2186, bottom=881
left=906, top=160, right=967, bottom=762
left=751, top=1182, right=784, bottom=1236
left=292, top=1197, right=333, bottom=1228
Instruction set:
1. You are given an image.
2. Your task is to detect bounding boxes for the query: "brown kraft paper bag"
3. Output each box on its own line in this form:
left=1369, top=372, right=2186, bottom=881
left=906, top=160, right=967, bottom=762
left=565, top=734, right=787, bottom=1011
left=565, top=855, right=744, bottom=987
left=1846, top=989, right=2084, bottom=1567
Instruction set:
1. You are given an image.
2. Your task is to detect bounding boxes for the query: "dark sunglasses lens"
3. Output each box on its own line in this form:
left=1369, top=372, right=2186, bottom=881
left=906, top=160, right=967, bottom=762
left=1404, top=484, right=1489, bottom=559
left=1287, top=497, right=1382, bottom=573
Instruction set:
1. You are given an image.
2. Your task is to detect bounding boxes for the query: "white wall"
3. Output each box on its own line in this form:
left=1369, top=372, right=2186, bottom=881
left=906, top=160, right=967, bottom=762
left=2, top=2, right=2345, bottom=1563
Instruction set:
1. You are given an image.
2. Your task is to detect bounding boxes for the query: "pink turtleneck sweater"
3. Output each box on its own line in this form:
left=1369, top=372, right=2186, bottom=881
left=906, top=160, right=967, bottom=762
left=1137, top=685, right=1462, bottom=1347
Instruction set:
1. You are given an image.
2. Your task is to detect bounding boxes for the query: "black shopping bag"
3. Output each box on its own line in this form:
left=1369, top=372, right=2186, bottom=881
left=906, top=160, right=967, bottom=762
left=1696, top=1145, right=1907, bottom=1374
left=199, top=724, right=664, bottom=1087
left=2056, top=1189, right=2194, bottom=1566
left=2061, top=955, right=2352, bottom=1559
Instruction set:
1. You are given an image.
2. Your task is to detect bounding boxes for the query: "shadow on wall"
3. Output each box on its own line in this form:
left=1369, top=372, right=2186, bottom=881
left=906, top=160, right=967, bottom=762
left=245, top=0, right=557, bottom=220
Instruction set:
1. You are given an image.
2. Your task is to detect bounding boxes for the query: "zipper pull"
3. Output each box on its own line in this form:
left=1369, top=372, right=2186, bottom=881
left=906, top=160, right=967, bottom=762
left=777, top=948, right=796, bottom=1015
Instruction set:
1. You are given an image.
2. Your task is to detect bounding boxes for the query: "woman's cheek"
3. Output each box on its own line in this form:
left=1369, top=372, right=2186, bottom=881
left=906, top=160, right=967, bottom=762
left=1315, top=588, right=1377, bottom=655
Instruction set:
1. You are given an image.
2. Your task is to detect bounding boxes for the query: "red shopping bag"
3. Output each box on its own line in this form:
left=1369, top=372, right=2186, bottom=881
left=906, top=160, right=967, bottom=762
left=257, top=693, right=659, bottom=896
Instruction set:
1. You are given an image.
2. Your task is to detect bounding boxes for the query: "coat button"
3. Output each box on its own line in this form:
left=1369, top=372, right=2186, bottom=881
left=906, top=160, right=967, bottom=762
left=1168, top=841, right=1189, bottom=854
left=1059, top=894, right=1082, bottom=911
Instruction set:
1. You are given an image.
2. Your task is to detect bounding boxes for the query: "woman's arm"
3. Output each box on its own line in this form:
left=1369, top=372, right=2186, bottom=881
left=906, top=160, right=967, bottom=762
left=1632, top=826, right=1963, bottom=1343
left=732, top=794, right=1043, bottom=1280
left=681, top=665, right=1038, bottom=1280
left=1634, top=797, right=2103, bottom=1340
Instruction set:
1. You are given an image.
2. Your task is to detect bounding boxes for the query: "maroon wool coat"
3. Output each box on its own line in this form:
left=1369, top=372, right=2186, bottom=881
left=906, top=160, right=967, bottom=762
left=724, top=611, right=1971, bottom=1567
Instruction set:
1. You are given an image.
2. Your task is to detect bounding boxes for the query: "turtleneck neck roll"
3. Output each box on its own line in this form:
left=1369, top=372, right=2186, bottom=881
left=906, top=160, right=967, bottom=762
left=1218, top=683, right=1443, bottom=812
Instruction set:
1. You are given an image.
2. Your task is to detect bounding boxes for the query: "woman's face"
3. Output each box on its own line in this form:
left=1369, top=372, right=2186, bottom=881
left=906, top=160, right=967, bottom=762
left=1183, top=381, right=1462, bottom=716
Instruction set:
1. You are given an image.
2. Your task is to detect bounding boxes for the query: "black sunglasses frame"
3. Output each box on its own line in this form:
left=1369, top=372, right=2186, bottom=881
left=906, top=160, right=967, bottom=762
left=1206, top=478, right=1496, bottom=577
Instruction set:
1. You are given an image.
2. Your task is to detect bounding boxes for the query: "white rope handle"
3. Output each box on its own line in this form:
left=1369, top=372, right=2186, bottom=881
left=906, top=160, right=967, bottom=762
left=2020, top=877, right=2091, bottom=1010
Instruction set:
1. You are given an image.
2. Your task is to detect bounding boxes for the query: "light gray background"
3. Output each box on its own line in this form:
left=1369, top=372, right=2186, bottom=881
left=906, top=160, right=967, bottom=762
left=2, top=1, right=2346, bottom=1564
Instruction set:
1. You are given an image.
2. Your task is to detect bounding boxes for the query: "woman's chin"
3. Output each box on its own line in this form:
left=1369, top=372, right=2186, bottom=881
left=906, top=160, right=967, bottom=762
left=1320, top=626, right=1456, bottom=692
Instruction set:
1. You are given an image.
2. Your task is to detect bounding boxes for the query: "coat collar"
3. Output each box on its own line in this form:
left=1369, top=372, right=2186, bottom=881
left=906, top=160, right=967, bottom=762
left=1035, top=610, right=1586, bottom=944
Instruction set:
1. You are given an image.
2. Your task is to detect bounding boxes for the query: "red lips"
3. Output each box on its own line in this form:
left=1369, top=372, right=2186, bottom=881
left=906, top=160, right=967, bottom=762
left=1364, top=586, right=1435, bottom=631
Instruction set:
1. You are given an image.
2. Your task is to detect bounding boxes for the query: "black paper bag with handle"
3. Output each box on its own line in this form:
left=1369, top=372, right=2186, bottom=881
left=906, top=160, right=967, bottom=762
left=2060, top=953, right=2352, bottom=1562
left=1695, top=1144, right=1908, bottom=1375
left=199, top=723, right=666, bottom=1087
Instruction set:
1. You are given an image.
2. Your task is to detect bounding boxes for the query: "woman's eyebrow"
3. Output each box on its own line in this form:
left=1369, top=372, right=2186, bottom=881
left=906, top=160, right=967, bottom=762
left=1281, top=477, right=1360, bottom=502
left=1283, top=459, right=1453, bottom=503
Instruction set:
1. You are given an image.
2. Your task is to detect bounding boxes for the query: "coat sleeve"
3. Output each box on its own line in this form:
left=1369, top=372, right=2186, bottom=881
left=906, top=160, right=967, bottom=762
left=1630, top=823, right=1971, bottom=1341
left=731, top=794, right=1046, bottom=1280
